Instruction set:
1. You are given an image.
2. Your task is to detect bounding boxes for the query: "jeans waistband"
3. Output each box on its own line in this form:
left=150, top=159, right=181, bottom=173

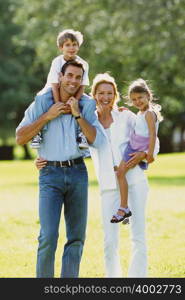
left=46, top=157, right=84, bottom=167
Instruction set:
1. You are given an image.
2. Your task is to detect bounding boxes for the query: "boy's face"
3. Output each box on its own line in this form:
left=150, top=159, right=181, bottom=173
left=60, top=39, right=79, bottom=60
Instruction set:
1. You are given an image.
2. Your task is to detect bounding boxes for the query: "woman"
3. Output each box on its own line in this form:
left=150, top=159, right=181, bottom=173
left=36, top=73, right=159, bottom=277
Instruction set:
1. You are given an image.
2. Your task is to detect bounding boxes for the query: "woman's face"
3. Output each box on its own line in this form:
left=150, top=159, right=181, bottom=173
left=95, top=83, right=115, bottom=109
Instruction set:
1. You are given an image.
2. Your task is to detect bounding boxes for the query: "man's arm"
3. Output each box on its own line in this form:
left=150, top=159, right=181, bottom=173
left=16, top=103, right=69, bottom=145
left=68, top=97, right=96, bottom=144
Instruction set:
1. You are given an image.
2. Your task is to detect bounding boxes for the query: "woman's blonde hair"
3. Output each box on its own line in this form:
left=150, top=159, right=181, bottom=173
left=91, top=73, right=120, bottom=108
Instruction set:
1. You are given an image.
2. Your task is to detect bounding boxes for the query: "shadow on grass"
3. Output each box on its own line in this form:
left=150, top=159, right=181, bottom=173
left=1, top=177, right=184, bottom=188
left=148, top=176, right=185, bottom=186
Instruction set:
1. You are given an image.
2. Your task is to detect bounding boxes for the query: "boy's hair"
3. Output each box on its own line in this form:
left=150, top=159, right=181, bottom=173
left=57, top=29, right=83, bottom=48
left=61, top=60, right=84, bottom=76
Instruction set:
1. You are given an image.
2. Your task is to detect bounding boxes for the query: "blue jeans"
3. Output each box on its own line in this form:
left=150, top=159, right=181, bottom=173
left=36, top=162, right=88, bottom=277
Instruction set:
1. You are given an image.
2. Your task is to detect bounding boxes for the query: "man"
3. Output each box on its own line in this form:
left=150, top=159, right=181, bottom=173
left=16, top=60, right=105, bottom=278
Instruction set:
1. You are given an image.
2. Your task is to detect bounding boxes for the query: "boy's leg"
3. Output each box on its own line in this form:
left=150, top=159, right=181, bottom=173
left=31, top=93, right=52, bottom=148
left=51, top=83, right=61, bottom=103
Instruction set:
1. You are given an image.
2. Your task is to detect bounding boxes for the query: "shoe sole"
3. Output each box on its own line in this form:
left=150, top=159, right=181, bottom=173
left=122, top=218, right=130, bottom=225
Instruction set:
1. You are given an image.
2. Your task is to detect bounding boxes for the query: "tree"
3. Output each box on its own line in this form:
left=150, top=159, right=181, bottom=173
left=2, top=0, right=185, bottom=154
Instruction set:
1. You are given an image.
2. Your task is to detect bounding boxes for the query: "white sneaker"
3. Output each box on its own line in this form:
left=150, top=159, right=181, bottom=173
left=77, top=132, right=89, bottom=149
left=30, top=133, right=42, bottom=149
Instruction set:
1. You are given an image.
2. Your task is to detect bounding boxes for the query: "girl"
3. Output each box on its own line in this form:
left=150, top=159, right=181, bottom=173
left=111, top=78, right=163, bottom=223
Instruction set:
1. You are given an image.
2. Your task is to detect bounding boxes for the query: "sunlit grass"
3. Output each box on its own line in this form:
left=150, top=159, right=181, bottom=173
left=0, top=153, right=185, bottom=277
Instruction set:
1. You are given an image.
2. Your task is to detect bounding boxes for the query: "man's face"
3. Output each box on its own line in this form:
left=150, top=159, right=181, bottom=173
left=60, top=65, right=83, bottom=96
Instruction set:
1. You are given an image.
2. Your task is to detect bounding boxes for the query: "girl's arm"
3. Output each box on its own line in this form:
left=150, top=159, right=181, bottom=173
left=145, top=111, right=157, bottom=163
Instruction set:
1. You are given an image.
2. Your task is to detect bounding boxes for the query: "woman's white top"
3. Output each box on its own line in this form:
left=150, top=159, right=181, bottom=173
left=89, top=109, right=159, bottom=191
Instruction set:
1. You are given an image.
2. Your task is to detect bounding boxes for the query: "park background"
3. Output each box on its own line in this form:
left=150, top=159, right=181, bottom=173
left=0, top=0, right=185, bottom=277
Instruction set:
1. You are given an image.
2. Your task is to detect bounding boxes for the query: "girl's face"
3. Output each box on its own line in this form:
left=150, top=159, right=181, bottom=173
left=95, top=83, right=115, bottom=109
left=130, top=92, right=150, bottom=111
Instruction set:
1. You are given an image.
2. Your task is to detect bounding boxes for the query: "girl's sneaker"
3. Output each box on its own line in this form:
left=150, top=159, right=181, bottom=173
left=110, top=207, right=132, bottom=223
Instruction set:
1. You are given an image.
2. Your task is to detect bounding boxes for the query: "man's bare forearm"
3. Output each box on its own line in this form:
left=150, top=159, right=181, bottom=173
left=77, top=117, right=96, bottom=144
left=16, top=102, right=69, bottom=145
left=16, top=112, right=50, bottom=145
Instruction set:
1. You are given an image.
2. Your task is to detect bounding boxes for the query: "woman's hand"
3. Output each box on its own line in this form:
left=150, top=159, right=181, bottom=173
left=146, top=153, right=154, bottom=163
left=125, top=152, right=146, bottom=168
left=35, top=157, right=47, bottom=170
left=118, top=106, right=129, bottom=112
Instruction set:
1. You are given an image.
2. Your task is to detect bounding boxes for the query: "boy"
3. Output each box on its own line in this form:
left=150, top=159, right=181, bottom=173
left=31, top=29, right=89, bottom=149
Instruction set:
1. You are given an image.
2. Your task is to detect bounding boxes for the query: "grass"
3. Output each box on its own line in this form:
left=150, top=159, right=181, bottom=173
left=0, top=153, right=185, bottom=278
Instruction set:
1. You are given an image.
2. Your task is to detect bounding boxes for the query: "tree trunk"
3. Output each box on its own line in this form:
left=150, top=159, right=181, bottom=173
left=23, top=144, right=32, bottom=159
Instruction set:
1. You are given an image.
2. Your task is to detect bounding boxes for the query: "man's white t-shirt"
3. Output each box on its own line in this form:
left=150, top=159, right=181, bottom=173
left=45, top=55, right=89, bottom=88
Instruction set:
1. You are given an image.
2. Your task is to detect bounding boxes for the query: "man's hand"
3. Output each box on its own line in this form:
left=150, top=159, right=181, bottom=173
left=125, top=152, right=146, bottom=168
left=35, top=157, right=47, bottom=170
left=67, top=97, right=80, bottom=117
left=46, top=102, right=71, bottom=121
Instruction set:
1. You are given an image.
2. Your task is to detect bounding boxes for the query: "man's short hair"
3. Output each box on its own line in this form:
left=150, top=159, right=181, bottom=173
left=61, top=60, right=85, bottom=76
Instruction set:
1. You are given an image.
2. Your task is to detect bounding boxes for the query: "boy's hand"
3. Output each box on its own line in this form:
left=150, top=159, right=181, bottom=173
left=46, top=103, right=71, bottom=120
left=67, top=97, right=80, bottom=117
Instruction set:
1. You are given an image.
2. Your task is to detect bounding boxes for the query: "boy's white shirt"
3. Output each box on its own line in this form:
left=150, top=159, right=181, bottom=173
left=45, top=55, right=89, bottom=87
left=89, top=109, right=159, bottom=191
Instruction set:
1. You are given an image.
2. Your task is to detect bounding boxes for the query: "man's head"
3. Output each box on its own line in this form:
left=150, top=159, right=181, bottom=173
left=59, top=60, right=84, bottom=98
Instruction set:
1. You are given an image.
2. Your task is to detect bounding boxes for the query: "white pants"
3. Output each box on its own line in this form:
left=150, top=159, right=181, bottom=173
left=100, top=179, right=149, bottom=277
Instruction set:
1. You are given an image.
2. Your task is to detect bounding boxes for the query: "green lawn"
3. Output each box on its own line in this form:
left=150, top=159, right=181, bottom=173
left=0, top=153, right=185, bottom=278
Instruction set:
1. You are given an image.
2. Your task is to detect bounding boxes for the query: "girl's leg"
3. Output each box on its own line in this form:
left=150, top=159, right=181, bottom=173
left=116, top=160, right=129, bottom=216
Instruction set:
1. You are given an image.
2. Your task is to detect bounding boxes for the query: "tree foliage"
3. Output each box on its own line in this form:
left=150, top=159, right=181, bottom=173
left=1, top=0, right=185, bottom=152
